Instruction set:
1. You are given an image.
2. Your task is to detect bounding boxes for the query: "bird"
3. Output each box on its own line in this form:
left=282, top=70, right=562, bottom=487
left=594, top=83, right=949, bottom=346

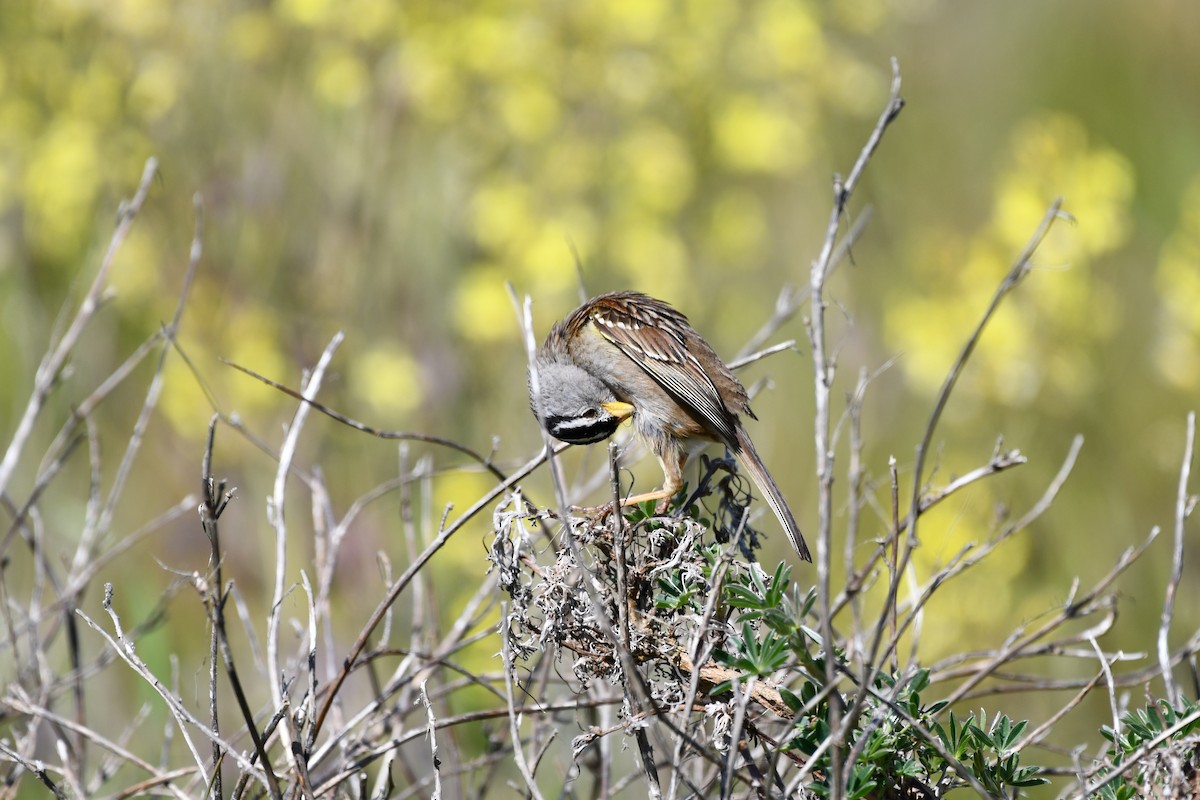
left=530, top=290, right=810, bottom=562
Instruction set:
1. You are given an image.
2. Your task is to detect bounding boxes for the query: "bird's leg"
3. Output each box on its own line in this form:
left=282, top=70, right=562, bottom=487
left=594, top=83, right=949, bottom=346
left=573, top=452, right=688, bottom=517
left=619, top=451, right=688, bottom=513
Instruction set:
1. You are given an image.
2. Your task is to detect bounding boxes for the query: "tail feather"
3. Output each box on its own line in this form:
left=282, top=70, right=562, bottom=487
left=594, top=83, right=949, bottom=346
left=732, top=426, right=811, bottom=562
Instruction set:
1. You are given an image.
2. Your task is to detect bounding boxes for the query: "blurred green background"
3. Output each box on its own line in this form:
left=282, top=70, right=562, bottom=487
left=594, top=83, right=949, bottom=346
left=2, top=0, right=1198, bottom=779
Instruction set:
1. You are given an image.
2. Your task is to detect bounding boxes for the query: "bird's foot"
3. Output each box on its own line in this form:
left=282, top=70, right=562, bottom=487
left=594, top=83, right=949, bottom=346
left=570, top=502, right=613, bottom=519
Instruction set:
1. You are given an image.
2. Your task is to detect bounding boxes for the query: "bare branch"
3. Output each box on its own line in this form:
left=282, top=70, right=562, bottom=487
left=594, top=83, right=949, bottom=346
left=0, top=158, right=158, bottom=501
left=1158, top=411, right=1195, bottom=706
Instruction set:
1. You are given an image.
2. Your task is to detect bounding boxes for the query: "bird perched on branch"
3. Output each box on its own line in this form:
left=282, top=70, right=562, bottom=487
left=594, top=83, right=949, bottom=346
left=530, top=291, right=810, bottom=562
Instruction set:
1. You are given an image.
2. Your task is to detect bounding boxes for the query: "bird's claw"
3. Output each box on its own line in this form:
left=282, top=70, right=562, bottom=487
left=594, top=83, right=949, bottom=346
left=570, top=503, right=617, bottom=521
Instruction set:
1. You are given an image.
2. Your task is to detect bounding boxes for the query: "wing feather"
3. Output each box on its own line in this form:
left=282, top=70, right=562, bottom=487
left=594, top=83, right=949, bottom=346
left=589, top=293, right=738, bottom=443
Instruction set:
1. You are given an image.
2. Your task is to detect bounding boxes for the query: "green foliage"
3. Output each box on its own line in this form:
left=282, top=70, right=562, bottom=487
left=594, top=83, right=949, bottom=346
left=713, top=621, right=793, bottom=682
left=654, top=568, right=702, bottom=611
left=700, top=560, right=1051, bottom=797
left=1101, top=697, right=1200, bottom=757
left=1093, top=697, right=1200, bottom=798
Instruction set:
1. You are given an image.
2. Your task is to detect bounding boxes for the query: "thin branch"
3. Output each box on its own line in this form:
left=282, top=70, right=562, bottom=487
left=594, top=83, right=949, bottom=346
left=738, top=208, right=874, bottom=361
left=727, top=340, right=797, bottom=371
left=199, top=415, right=283, bottom=800
left=1012, top=669, right=1106, bottom=751
left=309, top=443, right=558, bottom=743
left=942, top=525, right=1159, bottom=707
left=267, top=331, right=342, bottom=774
left=77, top=191, right=205, bottom=579
left=75, top=590, right=273, bottom=788
left=904, top=198, right=1066, bottom=551
left=1, top=691, right=191, bottom=800
left=418, top=681, right=442, bottom=800
left=223, top=359, right=508, bottom=482
left=499, top=608, right=547, bottom=800
left=1158, top=411, right=1195, bottom=706
left=852, top=200, right=1069, bottom=706
left=1090, top=636, right=1121, bottom=745
left=0, top=158, right=158, bottom=501
left=808, top=58, right=904, bottom=800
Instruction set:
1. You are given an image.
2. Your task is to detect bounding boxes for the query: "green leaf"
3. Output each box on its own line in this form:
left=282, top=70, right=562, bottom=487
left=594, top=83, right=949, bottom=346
left=779, top=686, right=804, bottom=714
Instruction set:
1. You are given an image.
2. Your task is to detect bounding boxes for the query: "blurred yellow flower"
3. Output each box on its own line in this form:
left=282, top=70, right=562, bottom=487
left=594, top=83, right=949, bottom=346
left=161, top=358, right=216, bottom=438
left=395, top=39, right=464, bottom=122
left=457, top=14, right=520, bottom=76
left=312, top=48, right=369, bottom=108
left=277, top=0, right=334, bottom=28
left=518, top=210, right=597, bottom=291
left=602, top=0, right=668, bottom=44
left=224, top=309, right=287, bottom=396
left=611, top=219, right=687, bottom=299
left=0, top=97, right=40, bottom=180
left=22, top=118, right=101, bottom=260
left=161, top=297, right=286, bottom=436
left=819, top=47, right=885, bottom=116
left=713, top=94, right=807, bottom=174
left=128, top=55, right=181, bottom=122
left=103, top=0, right=171, bottom=38
left=498, top=82, right=560, bottom=143
left=755, top=0, right=824, bottom=74
left=471, top=178, right=535, bottom=253
left=225, top=10, right=281, bottom=63
left=453, top=265, right=515, bottom=343
left=350, top=344, right=423, bottom=418
left=108, top=226, right=161, bottom=305
left=342, top=0, right=396, bottom=42
left=68, top=58, right=125, bottom=126
left=890, top=112, right=1134, bottom=405
left=616, top=124, right=695, bottom=214
left=886, top=295, right=974, bottom=395
left=995, top=114, right=1134, bottom=262
left=905, top=490, right=1032, bottom=659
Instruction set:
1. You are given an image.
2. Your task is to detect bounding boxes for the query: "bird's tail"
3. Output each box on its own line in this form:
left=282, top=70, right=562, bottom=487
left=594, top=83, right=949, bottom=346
left=732, top=426, right=811, bottom=562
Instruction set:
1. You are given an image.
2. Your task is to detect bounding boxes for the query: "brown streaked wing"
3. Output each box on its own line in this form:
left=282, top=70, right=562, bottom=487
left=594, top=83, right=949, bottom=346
left=588, top=293, right=737, bottom=443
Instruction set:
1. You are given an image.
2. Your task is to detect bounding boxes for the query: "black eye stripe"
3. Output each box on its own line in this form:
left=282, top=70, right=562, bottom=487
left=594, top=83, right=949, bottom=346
left=546, top=415, right=619, bottom=444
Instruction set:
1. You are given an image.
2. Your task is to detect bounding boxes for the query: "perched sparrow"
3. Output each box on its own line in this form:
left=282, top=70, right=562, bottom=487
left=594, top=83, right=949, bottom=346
left=530, top=291, right=810, bottom=562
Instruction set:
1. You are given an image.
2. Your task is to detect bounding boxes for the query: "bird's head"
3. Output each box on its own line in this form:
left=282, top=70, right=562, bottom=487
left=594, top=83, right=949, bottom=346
left=529, top=360, right=633, bottom=445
